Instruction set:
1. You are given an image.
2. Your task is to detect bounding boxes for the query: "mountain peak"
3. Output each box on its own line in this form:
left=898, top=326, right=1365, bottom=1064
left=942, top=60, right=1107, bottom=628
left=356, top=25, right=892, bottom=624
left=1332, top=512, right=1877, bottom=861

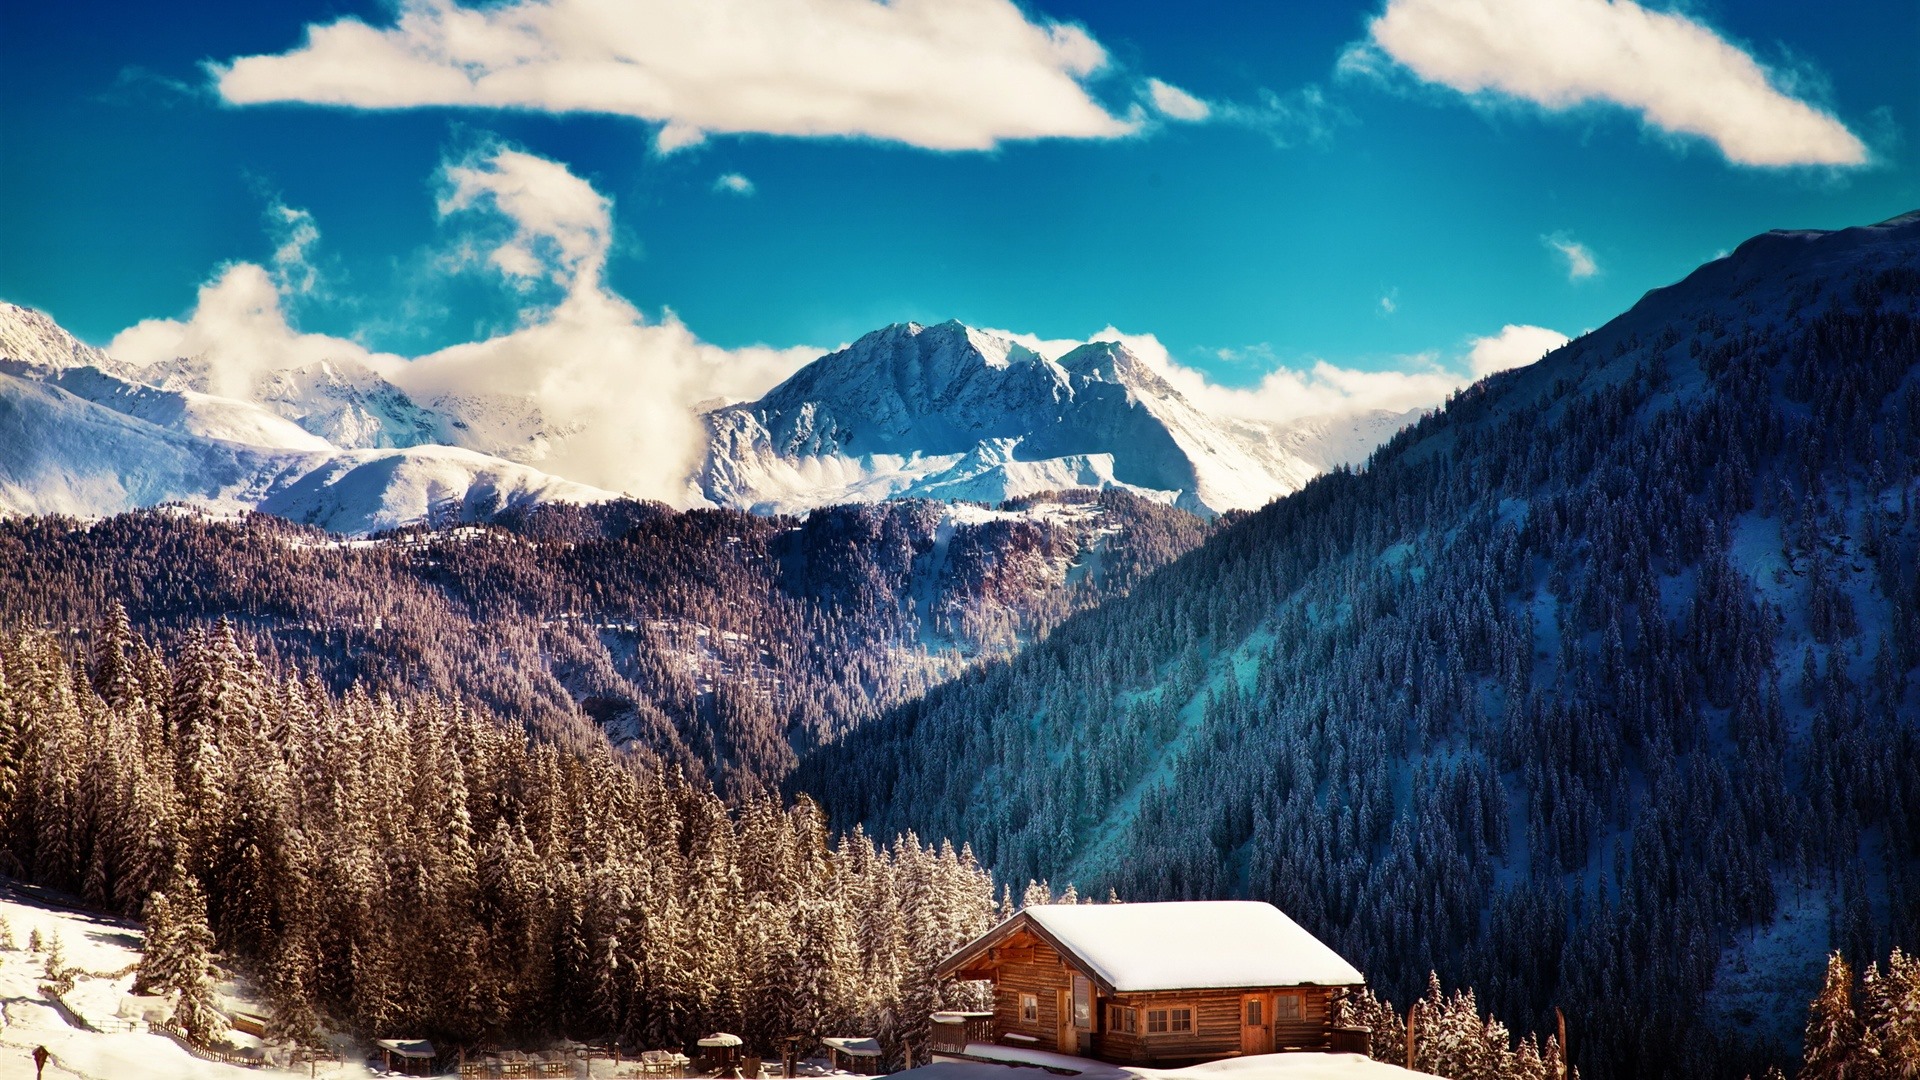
left=700, top=321, right=1392, bottom=516
left=0, top=302, right=112, bottom=373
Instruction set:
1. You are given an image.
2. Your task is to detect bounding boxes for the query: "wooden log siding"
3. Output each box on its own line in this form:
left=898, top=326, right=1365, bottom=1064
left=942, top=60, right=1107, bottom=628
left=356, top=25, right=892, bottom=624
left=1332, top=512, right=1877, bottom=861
left=987, top=941, right=1077, bottom=1049
left=937, top=906, right=1361, bottom=1067
left=1097, top=987, right=1336, bottom=1065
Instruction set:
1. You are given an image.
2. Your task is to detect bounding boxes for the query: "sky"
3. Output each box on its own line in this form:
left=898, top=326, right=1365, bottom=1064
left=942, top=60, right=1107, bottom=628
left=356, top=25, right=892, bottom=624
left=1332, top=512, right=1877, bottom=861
left=3, top=0, right=1917, bottom=454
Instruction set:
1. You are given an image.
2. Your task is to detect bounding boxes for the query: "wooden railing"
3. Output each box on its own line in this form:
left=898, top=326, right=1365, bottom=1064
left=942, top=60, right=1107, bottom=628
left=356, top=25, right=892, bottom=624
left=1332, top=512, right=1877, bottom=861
left=153, top=1022, right=262, bottom=1069
left=929, top=1014, right=996, bottom=1054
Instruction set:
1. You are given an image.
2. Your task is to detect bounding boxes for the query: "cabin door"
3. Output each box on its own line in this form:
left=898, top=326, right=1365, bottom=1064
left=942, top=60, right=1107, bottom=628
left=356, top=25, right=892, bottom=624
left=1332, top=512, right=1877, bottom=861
left=1241, top=993, right=1273, bottom=1055
left=1057, top=989, right=1077, bottom=1053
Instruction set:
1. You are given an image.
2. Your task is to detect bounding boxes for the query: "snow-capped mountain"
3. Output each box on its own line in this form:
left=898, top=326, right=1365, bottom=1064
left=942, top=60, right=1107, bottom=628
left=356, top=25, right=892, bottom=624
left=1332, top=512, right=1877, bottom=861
left=138, top=350, right=447, bottom=450
left=0, top=303, right=607, bottom=533
left=698, top=321, right=1416, bottom=516
left=0, top=301, right=1419, bottom=530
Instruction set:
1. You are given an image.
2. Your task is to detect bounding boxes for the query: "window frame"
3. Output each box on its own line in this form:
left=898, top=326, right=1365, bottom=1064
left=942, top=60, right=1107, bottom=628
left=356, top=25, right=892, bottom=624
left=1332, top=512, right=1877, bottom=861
left=1019, top=993, right=1039, bottom=1026
left=1072, top=976, right=1093, bottom=1031
left=1106, top=1004, right=1137, bottom=1035
left=1274, top=993, right=1302, bottom=1021
left=1143, top=1005, right=1195, bottom=1036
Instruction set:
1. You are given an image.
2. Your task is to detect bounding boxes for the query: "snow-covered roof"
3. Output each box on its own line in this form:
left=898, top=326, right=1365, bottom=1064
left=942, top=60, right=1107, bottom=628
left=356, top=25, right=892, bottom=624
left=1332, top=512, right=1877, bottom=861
left=948, top=901, right=1363, bottom=993
left=376, top=1038, right=437, bottom=1058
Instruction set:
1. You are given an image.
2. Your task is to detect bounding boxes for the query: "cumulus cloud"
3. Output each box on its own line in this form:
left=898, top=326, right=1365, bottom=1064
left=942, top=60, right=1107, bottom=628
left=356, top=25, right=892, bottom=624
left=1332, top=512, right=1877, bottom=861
left=1346, top=0, right=1867, bottom=167
left=994, top=321, right=1571, bottom=427
left=209, top=0, right=1136, bottom=152
left=714, top=173, right=756, bottom=196
left=1466, top=323, right=1570, bottom=377
left=440, top=148, right=613, bottom=290
left=110, top=263, right=408, bottom=402
left=1147, top=79, right=1211, bottom=122
left=1545, top=233, right=1599, bottom=280
left=109, top=147, right=819, bottom=501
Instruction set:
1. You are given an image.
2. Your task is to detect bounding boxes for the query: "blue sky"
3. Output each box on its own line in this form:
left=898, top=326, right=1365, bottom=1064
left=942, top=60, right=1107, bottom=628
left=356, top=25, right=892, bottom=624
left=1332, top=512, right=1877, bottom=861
left=3, top=0, right=1916, bottom=403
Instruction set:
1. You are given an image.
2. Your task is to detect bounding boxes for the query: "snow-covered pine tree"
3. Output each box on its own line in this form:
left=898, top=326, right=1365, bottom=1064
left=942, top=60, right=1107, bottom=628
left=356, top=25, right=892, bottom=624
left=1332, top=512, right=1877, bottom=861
left=1803, top=952, right=1862, bottom=1080
left=140, top=873, right=227, bottom=1043
left=1861, top=947, right=1920, bottom=1077
left=263, top=930, right=322, bottom=1049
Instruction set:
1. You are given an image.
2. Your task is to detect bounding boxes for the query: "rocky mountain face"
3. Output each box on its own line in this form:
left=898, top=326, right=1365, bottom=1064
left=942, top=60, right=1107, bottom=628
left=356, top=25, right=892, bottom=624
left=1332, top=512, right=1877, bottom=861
left=698, top=320, right=1414, bottom=516
left=796, top=211, right=1920, bottom=1078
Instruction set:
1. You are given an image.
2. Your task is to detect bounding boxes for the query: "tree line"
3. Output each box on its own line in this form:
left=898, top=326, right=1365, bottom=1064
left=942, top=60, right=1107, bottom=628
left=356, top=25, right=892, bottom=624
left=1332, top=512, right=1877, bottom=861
left=0, top=614, right=1000, bottom=1060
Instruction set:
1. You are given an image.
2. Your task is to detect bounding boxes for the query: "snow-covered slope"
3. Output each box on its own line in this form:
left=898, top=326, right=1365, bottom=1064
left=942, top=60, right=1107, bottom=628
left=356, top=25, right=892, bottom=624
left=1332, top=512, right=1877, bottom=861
left=138, top=352, right=446, bottom=451
left=28, top=366, right=335, bottom=451
left=255, top=443, right=608, bottom=535
left=698, top=322, right=1415, bottom=516
left=0, top=883, right=373, bottom=1080
left=0, top=304, right=606, bottom=534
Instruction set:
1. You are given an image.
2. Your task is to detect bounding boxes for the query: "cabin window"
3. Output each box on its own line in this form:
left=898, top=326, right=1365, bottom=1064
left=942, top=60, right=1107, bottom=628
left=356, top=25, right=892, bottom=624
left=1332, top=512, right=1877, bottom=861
left=1020, top=994, right=1039, bottom=1025
left=1072, top=976, right=1092, bottom=1030
left=1245, top=999, right=1263, bottom=1026
left=1107, top=1006, right=1137, bottom=1034
left=1274, top=994, right=1301, bottom=1020
left=1145, top=1007, right=1193, bottom=1035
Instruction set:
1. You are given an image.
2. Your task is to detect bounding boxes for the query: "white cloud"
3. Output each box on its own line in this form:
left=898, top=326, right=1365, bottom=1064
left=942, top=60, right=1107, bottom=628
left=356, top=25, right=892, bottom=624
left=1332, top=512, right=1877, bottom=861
left=440, top=147, right=614, bottom=290
left=110, top=263, right=409, bottom=402
left=1147, top=79, right=1211, bottom=122
left=715, top=173, right=756, bottom=196
left=1378, top=290, right=1398, bottom=315
left=266, top=201, right=322, bottom=296
left=1466, top=323, right=1569, bottom=377
left=1349, top=0, right=1867, bottom=167
left=109, top=147, right=819, bottom=502
left=1545, top=233, right=1599, bottom=280
left=1139, top=80, right=1348, bottom=148
left=210, top=0, right=1136, bottom=152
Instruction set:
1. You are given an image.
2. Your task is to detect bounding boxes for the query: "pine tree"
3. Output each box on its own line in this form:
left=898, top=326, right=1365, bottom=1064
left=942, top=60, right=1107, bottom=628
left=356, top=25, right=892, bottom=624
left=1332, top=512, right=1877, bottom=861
left=1804, top=952, right=1862, bottom=1080
left=1862, top=948, right=1920, bottom=1078
left=263, top=931, right=322, bottom=1049
left=141, top=875, right=227, bottom=1043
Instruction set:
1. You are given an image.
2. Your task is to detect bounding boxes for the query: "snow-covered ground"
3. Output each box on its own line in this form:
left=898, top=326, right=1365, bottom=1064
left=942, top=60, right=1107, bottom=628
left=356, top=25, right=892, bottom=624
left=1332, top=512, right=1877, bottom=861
left=908, top=1047, right=1432, bottom=1080
left=0, top=885, right=1430, bottom=1080
left=0, top=886, right=376, bottom=1080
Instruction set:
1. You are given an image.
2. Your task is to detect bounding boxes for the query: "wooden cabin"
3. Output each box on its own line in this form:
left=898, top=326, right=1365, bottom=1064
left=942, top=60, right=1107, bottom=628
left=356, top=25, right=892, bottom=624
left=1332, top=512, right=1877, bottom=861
left=933, top=901, right=1365, bottom=1068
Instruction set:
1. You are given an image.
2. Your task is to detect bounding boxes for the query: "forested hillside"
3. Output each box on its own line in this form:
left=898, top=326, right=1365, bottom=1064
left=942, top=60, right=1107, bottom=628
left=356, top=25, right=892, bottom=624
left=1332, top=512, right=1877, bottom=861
left=0, top=489, right=1207, bottom=794
left=0, top=619, right=1001, bottom=1058
left=800, top=213, right=1920, bottom=1078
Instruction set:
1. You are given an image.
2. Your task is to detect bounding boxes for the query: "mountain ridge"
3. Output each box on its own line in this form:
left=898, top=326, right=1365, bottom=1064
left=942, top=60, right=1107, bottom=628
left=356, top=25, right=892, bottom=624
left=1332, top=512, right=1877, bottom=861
left=698, top=319, right=1416, bottom=516
left=0, top=301, right=610, bottom=533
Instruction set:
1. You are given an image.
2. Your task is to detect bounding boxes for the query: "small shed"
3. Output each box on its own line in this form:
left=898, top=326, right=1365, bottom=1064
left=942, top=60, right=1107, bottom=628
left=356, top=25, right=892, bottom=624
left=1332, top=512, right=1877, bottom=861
left=935, top=901, right=1365, bottom=1067
left=375, top=1038, right=439, bottom=1076
left=698, top=1032, right=744, bottom=1075
left=821, top=1037, right=882, bottom=1075
left=229, top=1009, right=269, bottom=1038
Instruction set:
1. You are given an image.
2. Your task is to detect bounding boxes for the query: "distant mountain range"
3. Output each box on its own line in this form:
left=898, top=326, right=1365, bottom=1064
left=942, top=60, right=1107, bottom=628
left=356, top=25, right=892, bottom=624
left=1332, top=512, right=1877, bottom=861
left=0, top=305, right=1416, bottom=532
left=698, top=320, right=1414, bottom=516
